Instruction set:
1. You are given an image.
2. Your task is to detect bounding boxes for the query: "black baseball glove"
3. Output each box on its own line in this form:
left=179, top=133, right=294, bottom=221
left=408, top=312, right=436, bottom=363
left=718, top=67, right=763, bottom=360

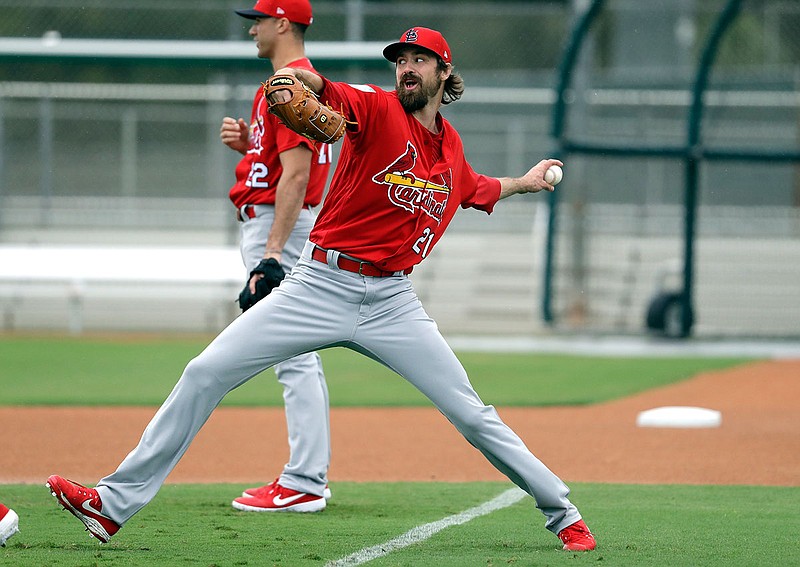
left=237, top=258, right=286, bottom=312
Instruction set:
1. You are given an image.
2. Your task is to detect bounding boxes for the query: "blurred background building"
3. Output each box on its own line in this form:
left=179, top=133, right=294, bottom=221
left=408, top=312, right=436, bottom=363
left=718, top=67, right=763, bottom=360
left=0, top=0, right=798, bottom=338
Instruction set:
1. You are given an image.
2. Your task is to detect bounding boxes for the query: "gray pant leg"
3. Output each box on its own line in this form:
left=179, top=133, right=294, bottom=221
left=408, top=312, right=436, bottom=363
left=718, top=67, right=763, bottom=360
left=352, top=277, right=581, bottom=534
left=276, top=351, right=331, bottom=492
left=96, top=352, right=236, bottom=523
left=96, top=259, right=342, bottom=523
left=238, top=207, right=314, bottom=276
left=239, top=210, right=331, bottom=494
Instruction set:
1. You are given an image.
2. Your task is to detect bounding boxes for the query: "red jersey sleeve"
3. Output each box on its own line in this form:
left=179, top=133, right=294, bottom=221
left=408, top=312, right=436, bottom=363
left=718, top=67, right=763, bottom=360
left=458, top=159, right=502, bottom=213
left=318, top=78, right=383, bottom=140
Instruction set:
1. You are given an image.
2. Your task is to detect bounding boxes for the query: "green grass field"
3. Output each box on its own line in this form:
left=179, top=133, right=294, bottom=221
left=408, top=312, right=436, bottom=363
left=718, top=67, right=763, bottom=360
left=2, top=335, right=797, bottom=566
left=1, top=483, right=797, bottom=566
left=0, top=336, right=751, bottom=406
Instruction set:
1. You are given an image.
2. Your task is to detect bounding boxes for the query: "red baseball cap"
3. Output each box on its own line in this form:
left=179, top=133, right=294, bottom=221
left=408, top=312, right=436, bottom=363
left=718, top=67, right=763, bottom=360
left=382, top=27, right=452, bottom=64
left=235, top=0, right=313, bottom=26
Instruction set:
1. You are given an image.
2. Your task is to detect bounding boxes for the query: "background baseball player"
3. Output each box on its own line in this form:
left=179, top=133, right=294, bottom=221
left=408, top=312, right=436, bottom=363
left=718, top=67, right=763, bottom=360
left=219, top=0, right=332, bottom=511
left=47, top=26, right=596, bottom=552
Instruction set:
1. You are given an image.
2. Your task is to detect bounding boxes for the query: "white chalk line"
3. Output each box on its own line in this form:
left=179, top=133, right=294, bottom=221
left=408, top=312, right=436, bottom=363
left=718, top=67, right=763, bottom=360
left=324, top=487, right=527, bottom=567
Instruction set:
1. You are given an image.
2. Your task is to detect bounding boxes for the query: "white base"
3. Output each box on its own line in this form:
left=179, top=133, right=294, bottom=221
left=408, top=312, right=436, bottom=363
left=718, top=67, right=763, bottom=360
left=636, top=406, right=722, bottom=428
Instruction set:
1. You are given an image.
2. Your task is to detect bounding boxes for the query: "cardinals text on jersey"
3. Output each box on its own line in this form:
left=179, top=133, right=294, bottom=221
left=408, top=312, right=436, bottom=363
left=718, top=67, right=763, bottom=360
left=371, top=141, right=451, bottom=223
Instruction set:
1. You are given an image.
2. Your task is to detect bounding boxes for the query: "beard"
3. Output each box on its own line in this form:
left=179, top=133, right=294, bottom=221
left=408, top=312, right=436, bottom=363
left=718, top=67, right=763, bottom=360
left=396, top=72, right=443, bottom=112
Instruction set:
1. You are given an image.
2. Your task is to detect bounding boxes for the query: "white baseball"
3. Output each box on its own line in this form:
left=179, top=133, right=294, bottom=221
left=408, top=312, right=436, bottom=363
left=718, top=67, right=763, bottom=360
left=544, top=165, right=563, bottom=186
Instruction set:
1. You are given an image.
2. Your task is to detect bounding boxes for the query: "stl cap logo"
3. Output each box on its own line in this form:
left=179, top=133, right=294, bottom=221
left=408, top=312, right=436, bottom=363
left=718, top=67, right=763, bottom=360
left=404, top=29, right=418, bottom=42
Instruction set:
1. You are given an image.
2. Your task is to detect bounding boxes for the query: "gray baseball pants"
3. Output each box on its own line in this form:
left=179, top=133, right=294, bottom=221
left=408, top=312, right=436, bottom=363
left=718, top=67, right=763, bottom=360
left=96, top=240, right=581, bottom=534
left=238, top=206, right=330, bottom=493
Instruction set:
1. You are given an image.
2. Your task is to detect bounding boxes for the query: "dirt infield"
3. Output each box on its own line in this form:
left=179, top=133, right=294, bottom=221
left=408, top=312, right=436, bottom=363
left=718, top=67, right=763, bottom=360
left=2, top=360, right=798, bottom=487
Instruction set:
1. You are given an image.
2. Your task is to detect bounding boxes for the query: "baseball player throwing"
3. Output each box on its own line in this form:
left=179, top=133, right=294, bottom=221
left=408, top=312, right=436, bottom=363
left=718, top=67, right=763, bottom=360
left=220, top=0, right=333, bottom=512
left=47, top=26, right=596, bottom=552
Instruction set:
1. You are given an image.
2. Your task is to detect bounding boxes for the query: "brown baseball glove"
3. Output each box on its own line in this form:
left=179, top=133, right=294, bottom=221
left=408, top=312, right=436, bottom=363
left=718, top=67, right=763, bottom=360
left=263, top=74, right=349, bottom=144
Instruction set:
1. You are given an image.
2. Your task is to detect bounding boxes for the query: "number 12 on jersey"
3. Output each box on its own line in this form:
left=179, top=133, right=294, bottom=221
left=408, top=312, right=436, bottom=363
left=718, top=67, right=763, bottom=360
left=412, top=227, right=435, bottom=258
left=246, top=144, right=331, bottom=188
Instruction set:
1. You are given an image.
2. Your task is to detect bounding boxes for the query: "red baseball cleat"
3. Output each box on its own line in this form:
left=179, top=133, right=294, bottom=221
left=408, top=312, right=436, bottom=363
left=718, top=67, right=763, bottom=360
left=46, top=475, right=120, bottom=543
left=558, top=519, right=597, bottom=551
left=233, top=479, right=326, bottom=512
left=242, top=479, right=331, bottom=500
left=0, top=503, right=19, bottom=547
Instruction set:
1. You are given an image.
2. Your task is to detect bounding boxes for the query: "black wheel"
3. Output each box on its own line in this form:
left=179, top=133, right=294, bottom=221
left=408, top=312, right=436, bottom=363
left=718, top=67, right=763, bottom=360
left=646, top=292, right=692, bottom=338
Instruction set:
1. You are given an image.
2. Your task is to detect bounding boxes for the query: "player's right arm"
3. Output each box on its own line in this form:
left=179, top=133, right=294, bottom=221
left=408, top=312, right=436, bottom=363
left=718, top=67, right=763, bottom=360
left=220, top=117, right=249, bottom=155
left=259, top=146, right=311, bottom=260
left=497, top=158, right=562, bottom=199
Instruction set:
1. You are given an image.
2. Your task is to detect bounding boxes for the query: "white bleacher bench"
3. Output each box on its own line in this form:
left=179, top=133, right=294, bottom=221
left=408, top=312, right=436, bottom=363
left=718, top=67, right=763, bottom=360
left=0, top=244, right=244, bottom=334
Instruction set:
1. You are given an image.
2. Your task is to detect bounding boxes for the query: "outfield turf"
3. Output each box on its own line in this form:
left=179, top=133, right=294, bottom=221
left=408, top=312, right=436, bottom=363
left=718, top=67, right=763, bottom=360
left=1, top=335, right=788, bottom=566
left=0, top=336, right=751, bottom=406
left=0, top=482, right=798, bottom=566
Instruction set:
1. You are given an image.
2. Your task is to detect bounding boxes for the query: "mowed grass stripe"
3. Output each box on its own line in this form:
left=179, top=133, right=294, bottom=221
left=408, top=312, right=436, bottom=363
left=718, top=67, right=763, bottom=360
left=0, top=336, right=751, bottom=407
left=325, top=487, right=527, bottom=567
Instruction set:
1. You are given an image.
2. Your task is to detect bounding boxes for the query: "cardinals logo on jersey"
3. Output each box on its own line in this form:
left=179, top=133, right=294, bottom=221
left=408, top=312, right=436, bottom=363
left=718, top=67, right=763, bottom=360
left=246, top=99, right=268, bottom=156
left=372, top=141, right=450, bottom=223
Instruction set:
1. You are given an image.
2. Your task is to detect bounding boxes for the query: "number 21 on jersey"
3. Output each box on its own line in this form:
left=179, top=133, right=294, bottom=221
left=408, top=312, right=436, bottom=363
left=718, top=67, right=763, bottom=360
left=412, top=227, right=435, bottom=258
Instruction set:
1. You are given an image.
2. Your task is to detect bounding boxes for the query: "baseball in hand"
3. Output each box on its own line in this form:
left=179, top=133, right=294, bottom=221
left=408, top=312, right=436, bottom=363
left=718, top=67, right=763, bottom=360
left=544, top=165, right=563, bottom=186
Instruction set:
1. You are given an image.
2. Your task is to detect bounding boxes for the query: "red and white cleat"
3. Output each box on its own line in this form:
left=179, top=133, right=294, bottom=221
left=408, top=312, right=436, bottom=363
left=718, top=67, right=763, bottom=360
left=0, top=503, right=19, bottom=547
left=46, top=475, right=120, bottom=543
left=233, top=479, right=326, bottom=513
left=558, top=519, right=597, bottom=551
left=242, top=479, right=331, bottom=500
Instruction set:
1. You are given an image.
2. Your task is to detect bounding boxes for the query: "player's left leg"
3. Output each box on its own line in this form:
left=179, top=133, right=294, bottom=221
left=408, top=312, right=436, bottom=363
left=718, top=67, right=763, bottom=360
left=239, top=210, right=332, bottom=501
left=351, top=277, right=582, bottom=536
left=273, top=352, right=331, bottom=495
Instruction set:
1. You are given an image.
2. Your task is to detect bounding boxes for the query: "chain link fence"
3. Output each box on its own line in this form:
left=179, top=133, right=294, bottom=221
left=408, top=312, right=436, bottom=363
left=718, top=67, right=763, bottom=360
left=0, top=0, right=798, bottom=337
left=0, top=1, right=568, bottom=82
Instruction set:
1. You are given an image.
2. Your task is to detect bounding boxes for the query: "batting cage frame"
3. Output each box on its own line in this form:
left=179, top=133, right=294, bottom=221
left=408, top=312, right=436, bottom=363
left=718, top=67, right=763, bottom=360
left=543, top=0, right=800, bottom=338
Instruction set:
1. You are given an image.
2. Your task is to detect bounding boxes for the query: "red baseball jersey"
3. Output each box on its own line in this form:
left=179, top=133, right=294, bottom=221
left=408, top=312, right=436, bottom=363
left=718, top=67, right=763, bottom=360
left=310, top=79, right=501, bottom=272
left=228, top=58, right=331, bottom=209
